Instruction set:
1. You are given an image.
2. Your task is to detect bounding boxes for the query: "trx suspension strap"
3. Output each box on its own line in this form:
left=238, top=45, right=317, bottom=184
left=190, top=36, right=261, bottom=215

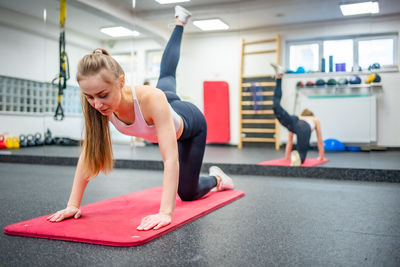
left=54, top=0, right=70, bottom=120
left=251, top=82, right=263, bottom=111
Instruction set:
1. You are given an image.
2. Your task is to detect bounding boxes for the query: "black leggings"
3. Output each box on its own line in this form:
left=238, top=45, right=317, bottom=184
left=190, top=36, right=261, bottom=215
left=156, top=26, right=217, bottom=201
left=273, top=78, right=311, bottom=163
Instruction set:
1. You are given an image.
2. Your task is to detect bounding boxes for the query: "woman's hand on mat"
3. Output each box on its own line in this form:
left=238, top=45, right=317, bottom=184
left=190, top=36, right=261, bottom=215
left=137, top=213, right=172, bottom=231
left=47, top=206, right=82, bottom=222
left=318, top=156, right=325, bottom=161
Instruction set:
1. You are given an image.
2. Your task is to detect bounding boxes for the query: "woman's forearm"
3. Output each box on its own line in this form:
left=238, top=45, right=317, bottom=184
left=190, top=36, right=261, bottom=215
left=285, top=144, right=292, bottom=158
left=285, top=133, right=294, bottom=159
left=159, top=158, right=179, bottom=216
left=316, top=124, right=324, bottom=160
left=67, top=155, right=91, bottom=208
left=318, top=141, right=325, bottom=159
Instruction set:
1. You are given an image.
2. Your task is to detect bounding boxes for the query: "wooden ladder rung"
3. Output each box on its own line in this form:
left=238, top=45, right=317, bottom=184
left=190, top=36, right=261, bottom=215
left=244, top=49, right=277, bottom=55
left=242, top=82, right=276, bottom=87
left=242, top=101, right=273, bottom=106
left=244, top=38, right=277, bottom=45
left=242, top=92, right=274, bottom=97
left=242, top=119, right=275, bottom=124
left=242, top=137, right=276, bottom=142
left=242, top=75, right=275, bottom=79
left=242, top=128, right=276, bottom=133
left=241, top=110, right=274, bottom=115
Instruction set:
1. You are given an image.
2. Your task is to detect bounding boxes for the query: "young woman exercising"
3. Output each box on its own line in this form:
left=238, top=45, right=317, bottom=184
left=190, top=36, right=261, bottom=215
left=271, top=64, right=325, bottom=166
left=47, top=6, right=234, bottom=231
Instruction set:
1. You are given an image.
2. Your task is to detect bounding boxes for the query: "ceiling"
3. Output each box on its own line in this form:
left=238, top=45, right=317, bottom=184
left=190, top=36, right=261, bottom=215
left=0, top=0, right=399, bottom=43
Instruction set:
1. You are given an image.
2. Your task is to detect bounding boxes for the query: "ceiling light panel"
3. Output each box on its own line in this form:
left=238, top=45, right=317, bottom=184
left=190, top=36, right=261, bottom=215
left=100, top=26, right=140, bottom=37
left=340, top=1, right=379, bottom=16
left=155, top=0, right=190, bottom=4
left=193, top=19, right=229, bottom=31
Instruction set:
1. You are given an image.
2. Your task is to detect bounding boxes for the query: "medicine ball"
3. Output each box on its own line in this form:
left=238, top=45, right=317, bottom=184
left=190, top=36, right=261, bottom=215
left=374, top=73, right=381, bottom=83
left=338, top=78, right=348, bottom=85
left=349, top=75, right=361, bottom=84
left=366, top=73, right=381, bottom=84
left=306, top=81, right=314, bottom=87
left=327, top=78, right=337, bottom=86
left=296, top=81, right=305, bottom=87
left=315, top=79, right=325, bottom=86
left=368, top=62, right=380, bottom=71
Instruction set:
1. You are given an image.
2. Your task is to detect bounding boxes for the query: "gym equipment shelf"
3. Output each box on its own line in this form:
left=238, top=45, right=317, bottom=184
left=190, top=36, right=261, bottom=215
left=297, top=83, right=382, bottom=98
left=238, top=37, right=281, bottom=150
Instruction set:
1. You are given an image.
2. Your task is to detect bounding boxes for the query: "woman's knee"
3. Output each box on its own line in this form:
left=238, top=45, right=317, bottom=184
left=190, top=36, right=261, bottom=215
left=178, top=188, right=197, bottom=201
left=299, top=150, right=307, bottom=163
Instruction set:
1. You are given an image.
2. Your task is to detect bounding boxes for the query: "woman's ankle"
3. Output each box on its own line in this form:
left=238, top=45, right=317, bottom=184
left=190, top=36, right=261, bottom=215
left=215, top=176, right=221, bottom=188
left=176, top=18, right=184, bottom=26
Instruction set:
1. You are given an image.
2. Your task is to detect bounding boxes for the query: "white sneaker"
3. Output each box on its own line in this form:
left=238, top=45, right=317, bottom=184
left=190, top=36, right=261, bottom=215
left=175, top=5, right=192, bottom=25
left=270, top=63, right=285, bottom=76
left=209, top=166, right=234, bottom=191
left=290, top=150, right=301, bottom=166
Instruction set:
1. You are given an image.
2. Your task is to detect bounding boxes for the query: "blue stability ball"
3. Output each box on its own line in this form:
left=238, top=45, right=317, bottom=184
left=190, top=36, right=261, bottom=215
left=296, top=67, right=306, bottom=73
left=349, top=75, right=361, bottom=84
left=346, top=146, right=361, bottom=152
left=324, top=138, right=345, bottom=151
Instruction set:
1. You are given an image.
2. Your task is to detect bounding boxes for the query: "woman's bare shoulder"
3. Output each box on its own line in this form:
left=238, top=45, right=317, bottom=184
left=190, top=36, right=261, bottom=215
left=135, top=85, right=164, bottom=97
left=136, top=86, right=167, bottom=111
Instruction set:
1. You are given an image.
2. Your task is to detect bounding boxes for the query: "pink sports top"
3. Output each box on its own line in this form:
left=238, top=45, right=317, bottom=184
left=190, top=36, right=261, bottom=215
left=109, top=86, right=181, bottom=143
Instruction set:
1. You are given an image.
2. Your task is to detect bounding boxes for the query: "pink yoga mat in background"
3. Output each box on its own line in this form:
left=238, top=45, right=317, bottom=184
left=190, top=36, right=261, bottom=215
left=4, top=187, right=244, bottom=247
left=258, top=158, right=329, bottom=167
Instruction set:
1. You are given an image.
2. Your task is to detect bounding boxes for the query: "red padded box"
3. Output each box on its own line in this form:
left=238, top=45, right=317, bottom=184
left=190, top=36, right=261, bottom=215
left=203, top=81, right=230, bottom=143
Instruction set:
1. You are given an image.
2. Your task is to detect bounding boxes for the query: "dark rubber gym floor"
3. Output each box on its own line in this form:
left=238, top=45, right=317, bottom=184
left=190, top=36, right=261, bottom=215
left=1, top=162, right=400, bottom=266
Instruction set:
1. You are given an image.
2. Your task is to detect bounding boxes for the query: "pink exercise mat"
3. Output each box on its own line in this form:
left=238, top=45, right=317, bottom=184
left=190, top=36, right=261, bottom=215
left=258, top=158, right=329, bottom=167
left=4, top=187, right=244, bottom=246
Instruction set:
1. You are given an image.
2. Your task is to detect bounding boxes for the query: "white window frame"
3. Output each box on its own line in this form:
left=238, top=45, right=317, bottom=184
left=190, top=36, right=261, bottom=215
left=286, top=39, right=323, bottom=72
left=354, top=34, right=398, bottom=70
left=286, top=33, right=398, bottom=72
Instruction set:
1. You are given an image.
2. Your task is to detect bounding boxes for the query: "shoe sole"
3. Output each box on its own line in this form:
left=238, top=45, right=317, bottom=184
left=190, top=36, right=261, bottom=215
left=176, top=5, right=192, bottom=16
left=290, top=151, right=301, bottom=166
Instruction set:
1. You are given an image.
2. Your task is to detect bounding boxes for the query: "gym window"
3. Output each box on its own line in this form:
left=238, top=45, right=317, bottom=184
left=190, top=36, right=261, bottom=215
left=358, top=37, right=395, bottom=69
left=286, top=33, right=397, bottom=72
left=0, top=75, right=81, bottom=115
left=289, top=42, right=319, bottom=72
left=323, top=39, right=353, bottom=72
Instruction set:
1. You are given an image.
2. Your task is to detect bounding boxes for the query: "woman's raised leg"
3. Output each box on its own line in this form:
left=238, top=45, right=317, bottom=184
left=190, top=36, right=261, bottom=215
left=273, top=78, right=299, bottom=132
left=156, top=6, right=191, bottom=96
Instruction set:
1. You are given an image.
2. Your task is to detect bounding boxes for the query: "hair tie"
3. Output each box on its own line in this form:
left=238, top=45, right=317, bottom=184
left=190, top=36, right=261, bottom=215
left=94, top=49, right=103, bottom=54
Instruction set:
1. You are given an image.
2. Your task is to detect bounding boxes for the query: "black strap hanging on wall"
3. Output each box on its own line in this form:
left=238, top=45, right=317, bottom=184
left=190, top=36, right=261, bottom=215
left=54, top=0, right=70, bottom=120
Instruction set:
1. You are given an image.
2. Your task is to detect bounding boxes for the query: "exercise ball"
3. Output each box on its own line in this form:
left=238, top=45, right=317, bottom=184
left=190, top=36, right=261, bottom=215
left=324, top=138, right=345, bottom=151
